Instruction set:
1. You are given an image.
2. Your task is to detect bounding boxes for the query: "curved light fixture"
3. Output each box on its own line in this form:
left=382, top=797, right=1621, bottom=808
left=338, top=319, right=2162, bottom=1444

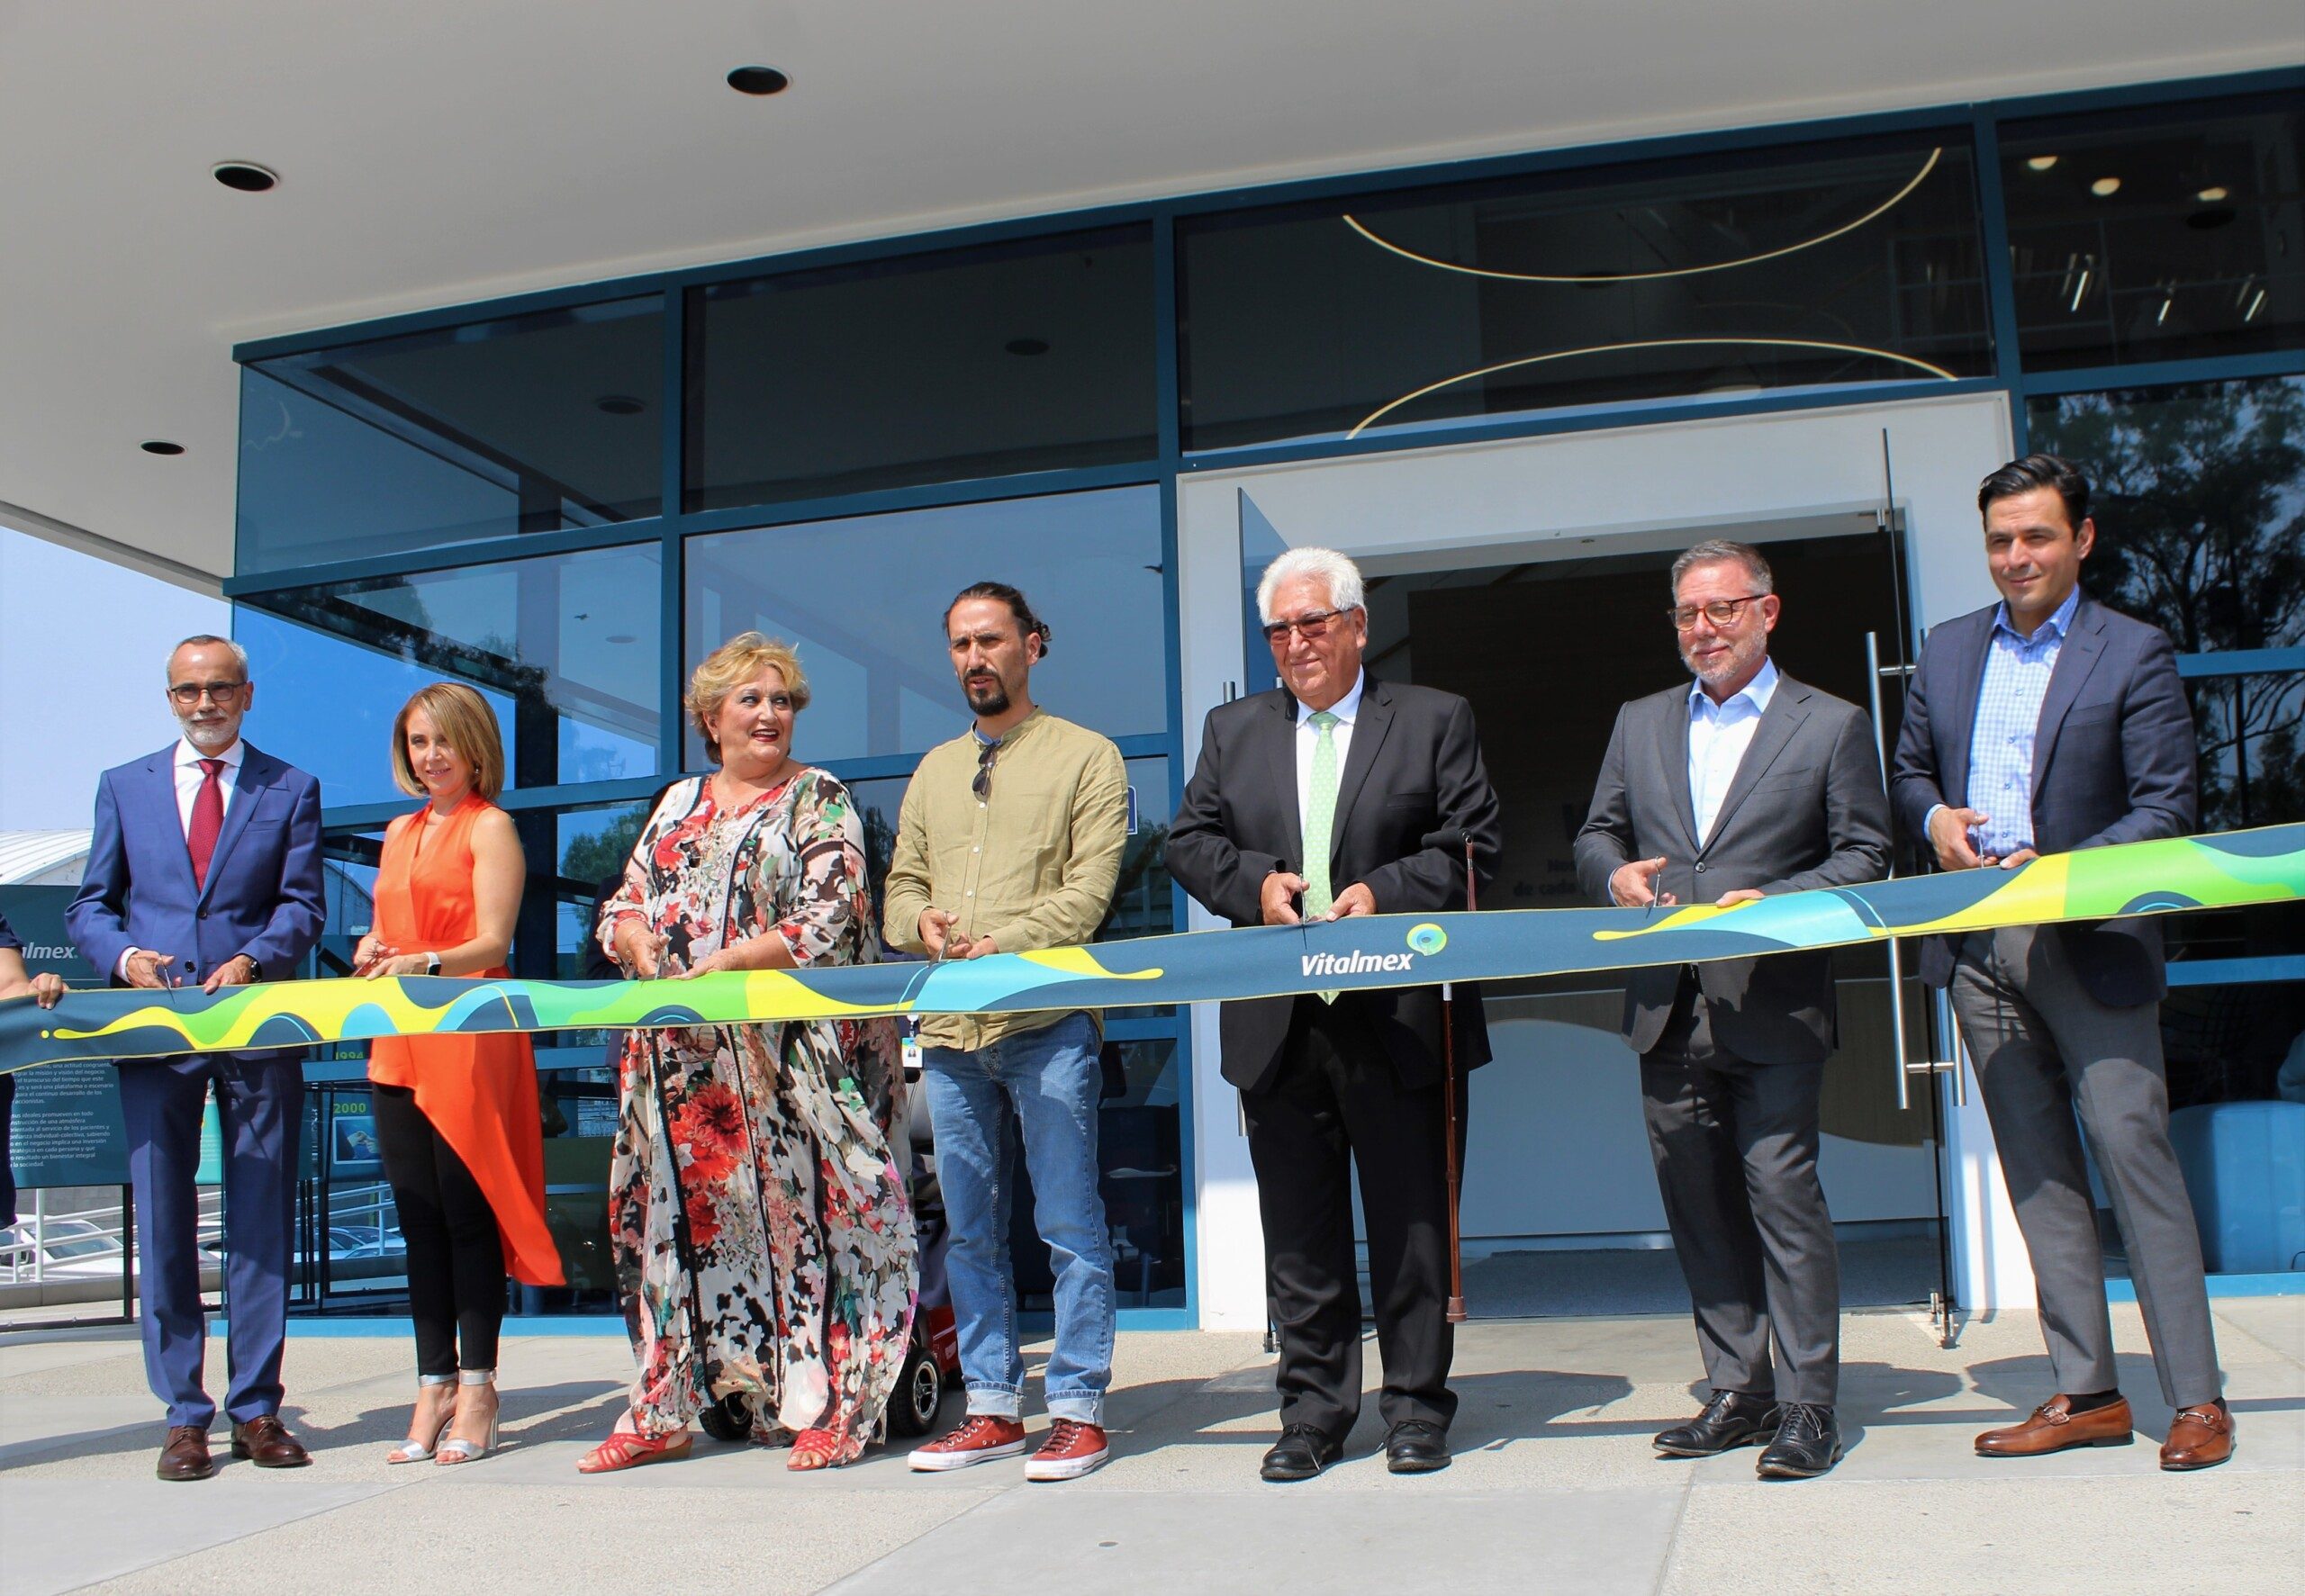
left=1348, top=338, right=1960, bottom=438
left=1342, top=149, right=1942, bottom=284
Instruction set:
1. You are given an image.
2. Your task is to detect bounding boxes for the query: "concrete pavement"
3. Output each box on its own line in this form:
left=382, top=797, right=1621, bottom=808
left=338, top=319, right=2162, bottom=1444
left=1, top=1298, right=2299, bottom=1594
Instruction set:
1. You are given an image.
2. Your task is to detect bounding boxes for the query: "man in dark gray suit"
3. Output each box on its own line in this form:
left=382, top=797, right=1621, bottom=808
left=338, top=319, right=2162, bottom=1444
left=1892, top=454, right=2229, bottom=1471
left=1577, top=539, right=1891, bottom=1479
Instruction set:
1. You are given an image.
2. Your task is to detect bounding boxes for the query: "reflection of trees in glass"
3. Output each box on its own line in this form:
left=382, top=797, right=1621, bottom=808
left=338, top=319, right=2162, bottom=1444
left=1100, top=824, right=1172, bottom=940
left=2031, top=376, right=2305, bottom=830
left=560, top=804, right=647, bottom=889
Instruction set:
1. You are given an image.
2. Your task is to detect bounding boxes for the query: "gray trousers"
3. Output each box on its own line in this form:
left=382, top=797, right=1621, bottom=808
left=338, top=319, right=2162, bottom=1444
left=1641, top=982, right=1840, bottom=1405
left=1948, top=925, right=2222, bottom=1408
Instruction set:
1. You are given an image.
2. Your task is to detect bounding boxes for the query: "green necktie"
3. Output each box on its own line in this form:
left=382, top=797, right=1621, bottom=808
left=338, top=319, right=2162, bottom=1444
left=1305, top=710, right=1341, bottom=1001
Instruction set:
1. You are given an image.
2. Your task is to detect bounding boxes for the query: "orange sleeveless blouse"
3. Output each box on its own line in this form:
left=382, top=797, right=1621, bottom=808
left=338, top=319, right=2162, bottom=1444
left=366, top=793, right=563, bottom=1286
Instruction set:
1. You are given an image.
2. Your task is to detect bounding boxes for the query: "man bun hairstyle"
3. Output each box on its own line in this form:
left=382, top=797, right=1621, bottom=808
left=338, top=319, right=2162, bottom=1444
left=945, top=581, right=1052, bottom=657
left=1978, top=453, right=2091, bottom=531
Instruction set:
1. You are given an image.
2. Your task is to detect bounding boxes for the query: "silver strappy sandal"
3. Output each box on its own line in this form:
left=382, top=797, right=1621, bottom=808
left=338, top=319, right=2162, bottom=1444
left=436, top=1369, right=499, bottom=1465
left=387, top=1373, right=456, bottom=1464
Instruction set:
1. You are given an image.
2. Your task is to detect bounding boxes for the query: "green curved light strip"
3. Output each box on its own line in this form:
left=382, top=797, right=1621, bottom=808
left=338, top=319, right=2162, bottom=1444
left=1346, top=337, right=1960, bottom=437
left=6, top=825, right=2303, bottom=1072
left=1341, top=148, right=1943, bottom=284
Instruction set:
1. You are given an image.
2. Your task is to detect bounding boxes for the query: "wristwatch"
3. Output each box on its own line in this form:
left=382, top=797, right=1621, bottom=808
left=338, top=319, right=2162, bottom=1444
left=241, top=957, right=264, bottom=981
left=424, top=951, right=443, bottom=976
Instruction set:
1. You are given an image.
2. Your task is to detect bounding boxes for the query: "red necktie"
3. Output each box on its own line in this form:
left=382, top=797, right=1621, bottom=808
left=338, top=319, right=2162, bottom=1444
left=187, top=758, right=225, bottom=888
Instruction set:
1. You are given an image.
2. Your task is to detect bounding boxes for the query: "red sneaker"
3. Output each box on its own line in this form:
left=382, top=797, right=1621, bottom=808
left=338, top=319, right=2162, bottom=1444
left=908, top=1413, right=1027, bottom=1472
left=1026, top=1420, right=1109, bottom=1482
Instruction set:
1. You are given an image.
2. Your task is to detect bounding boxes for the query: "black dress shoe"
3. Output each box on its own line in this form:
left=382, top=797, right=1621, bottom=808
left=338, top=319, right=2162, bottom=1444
left=1260, top=1424, right=1342, bottom=1483
left=1756, top=1402, right=1840, bottom=1478
left=1653, top=1390, right=1780, bottom=1456
left=1384, top=1420, right=1451, bottom=1474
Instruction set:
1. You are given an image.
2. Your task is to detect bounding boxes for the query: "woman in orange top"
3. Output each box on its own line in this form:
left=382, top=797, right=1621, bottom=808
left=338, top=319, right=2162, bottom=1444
left=357, top=682, right=563, bottom=1466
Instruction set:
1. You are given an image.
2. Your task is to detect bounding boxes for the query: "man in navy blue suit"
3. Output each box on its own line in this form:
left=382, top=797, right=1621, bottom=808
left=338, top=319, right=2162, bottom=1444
left=68, top=635, right=325, bottom=1481
left=1892, top=455, right=2229, bottom=1472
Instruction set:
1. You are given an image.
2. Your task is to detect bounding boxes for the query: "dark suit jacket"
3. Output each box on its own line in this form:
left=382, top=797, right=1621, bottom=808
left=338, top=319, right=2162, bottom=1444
left=1889, top=594, right=2197, bottom=1005
left=67, top=743, right=326, bottom=1056
left=1168, top=677, right=1505, bottom=1094
left=1575, top=671, right=1893, bottom=1063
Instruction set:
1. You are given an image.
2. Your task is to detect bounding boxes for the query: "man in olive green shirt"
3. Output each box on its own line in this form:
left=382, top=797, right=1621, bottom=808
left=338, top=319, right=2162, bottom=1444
left=886, top=582, right=1128, bottom=1482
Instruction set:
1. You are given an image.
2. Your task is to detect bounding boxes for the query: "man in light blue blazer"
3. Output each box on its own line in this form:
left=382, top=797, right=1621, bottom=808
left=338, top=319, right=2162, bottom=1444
left=68, top=635, right=325, bottom=1481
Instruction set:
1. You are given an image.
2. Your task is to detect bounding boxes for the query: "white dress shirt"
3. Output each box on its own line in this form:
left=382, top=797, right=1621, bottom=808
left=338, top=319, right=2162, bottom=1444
left=170, top=736, right=244, bottom=835
left=1294, top=672, right=1366, bottom=834
left=1687, top=657, right=1778, bottom=845
left=119, top=737, right=246, bottom=978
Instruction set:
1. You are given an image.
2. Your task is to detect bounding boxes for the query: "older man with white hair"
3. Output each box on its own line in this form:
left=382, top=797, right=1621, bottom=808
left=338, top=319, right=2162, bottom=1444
left=1171, top=546, right=1503, bottom=1482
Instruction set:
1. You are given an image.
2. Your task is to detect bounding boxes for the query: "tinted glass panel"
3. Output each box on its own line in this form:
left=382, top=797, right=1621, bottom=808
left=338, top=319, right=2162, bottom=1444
left=682, top=487, right=1167, bottom=767
left=2001, top=98, right=2305, bottom=370
left=685, top=228, right=1157, bottom=509
left=2027, top=377, right=2305, bottom=656
left=236, top=543, right=663, bottom=807
left=1180, top=137, right=1991, bottom=449
left=239, top=297, right=664, bottom=573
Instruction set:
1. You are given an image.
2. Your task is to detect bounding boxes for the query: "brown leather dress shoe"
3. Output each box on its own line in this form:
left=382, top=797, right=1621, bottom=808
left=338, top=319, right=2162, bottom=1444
left=158, top=1424, right=214, bottom=1482
left=1975, top=1394, right=2134, bottom=1456
left=230, top=1413, right=312, bottom=1468
left=2160, top=1404, right=2235, bottom=1471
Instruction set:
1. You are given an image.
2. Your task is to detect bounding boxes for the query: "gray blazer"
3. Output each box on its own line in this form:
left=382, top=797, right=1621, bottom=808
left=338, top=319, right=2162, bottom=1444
left=1889, top=594, right=2197, bottom=1005
left=1575, top=671, right=1894, bottom=1064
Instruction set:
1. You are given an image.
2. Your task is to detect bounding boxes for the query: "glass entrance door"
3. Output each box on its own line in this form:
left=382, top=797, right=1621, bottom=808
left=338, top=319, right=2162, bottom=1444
left=1242, top=494, right=1955, bottom=1317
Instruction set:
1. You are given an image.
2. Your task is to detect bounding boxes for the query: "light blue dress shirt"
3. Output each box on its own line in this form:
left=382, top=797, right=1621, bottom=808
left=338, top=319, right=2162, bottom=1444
left=1960, top=584, right=2082, bottom=858
left=1688, top=657, right=1778, bottom=844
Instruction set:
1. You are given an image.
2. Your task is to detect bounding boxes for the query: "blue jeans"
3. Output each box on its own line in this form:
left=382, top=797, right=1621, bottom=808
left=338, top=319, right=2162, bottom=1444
left=923, top=1012, right=1115, bottom=1426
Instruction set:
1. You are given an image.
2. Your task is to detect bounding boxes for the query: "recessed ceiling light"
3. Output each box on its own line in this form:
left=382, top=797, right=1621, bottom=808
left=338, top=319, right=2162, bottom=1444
left=594, top=393, right=646, bottom=416
left=726, top=66, right=790, bottom=95
left=2025, top=154, right=2059, bottom=172
left=140, top=439, right=185, bottom=455
left=1005, top=338, right=1051, bottom=356
left=2196, top=185, right=2228, bottom=203
left=212, top=161, right=278, bottom=193
left=2090, top=176, right=2121, bottom=197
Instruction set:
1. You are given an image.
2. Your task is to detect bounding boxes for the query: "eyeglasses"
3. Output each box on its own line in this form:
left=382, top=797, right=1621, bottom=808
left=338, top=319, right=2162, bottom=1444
left=972, top=739, right=999, bottom=802
left=1262, top=608, right=1350, bottom=645
left=167, top=680, right=247, bottom=705
left=1668, top=595, right=1767, bottom=631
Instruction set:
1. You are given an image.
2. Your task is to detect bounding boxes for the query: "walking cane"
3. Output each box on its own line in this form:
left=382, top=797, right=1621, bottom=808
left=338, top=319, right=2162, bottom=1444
left=1421, top=828, right=1474, bottom=1324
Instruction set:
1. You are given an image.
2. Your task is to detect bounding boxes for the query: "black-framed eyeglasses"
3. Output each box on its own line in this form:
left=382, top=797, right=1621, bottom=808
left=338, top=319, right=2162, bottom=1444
left=167, top=680, right=248, bottom=705
left=1262, top=608, right=1349, bottom=645
left=1668, top=595, right=1767, bottom=631
left=972, top=739, right=999, bottom=802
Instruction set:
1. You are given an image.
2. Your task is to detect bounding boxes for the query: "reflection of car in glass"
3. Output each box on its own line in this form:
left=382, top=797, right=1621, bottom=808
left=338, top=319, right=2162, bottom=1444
left=3, top=1218, right=128, bottom=1278
left=200, top=1226, right=405, bottom=1264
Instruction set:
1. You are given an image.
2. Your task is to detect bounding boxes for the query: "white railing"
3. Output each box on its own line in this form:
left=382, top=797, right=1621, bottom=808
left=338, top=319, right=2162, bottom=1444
left=1, top=1182, right=399, bottom=1283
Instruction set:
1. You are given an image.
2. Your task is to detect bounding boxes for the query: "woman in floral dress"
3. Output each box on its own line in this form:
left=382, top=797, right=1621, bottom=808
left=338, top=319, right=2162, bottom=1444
left=579, top=633, right=915, bottom=1474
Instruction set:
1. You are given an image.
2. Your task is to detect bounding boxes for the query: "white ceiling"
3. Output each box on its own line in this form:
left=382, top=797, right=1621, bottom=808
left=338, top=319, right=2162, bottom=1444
left=3, top=1, right=2300, bottom=590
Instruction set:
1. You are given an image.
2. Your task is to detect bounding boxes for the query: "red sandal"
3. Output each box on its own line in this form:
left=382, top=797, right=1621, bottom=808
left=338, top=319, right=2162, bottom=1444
left=577, top=1426, right=693, bottom=1474
left=786, top=1426, right=859, bottom=1472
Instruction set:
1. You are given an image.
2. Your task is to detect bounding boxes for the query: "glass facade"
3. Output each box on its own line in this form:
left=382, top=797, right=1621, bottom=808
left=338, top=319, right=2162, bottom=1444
left=239, top=297, right=664, bottom=573
left=2002, top=96, right=2304, bottom=371
left=682, top=487, right=1167, bottom=767
left=684, top=228, right=1158, bottom=509
left=231, top=74, right=2305, bottom=1323
left=1180, top=136, right=1992, bottom=449
left=237, top=543, right=663, bottom=807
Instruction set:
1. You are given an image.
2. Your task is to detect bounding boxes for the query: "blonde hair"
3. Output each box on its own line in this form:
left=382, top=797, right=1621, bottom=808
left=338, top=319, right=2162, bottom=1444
left=391, top=682, right=506, bottom=800
left=688, top=632, right=810, bottom=763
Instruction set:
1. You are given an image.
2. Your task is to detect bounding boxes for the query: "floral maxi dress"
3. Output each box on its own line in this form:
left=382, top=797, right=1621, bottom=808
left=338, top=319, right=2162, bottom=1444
left=600, top=770, right=916, bottom=1458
